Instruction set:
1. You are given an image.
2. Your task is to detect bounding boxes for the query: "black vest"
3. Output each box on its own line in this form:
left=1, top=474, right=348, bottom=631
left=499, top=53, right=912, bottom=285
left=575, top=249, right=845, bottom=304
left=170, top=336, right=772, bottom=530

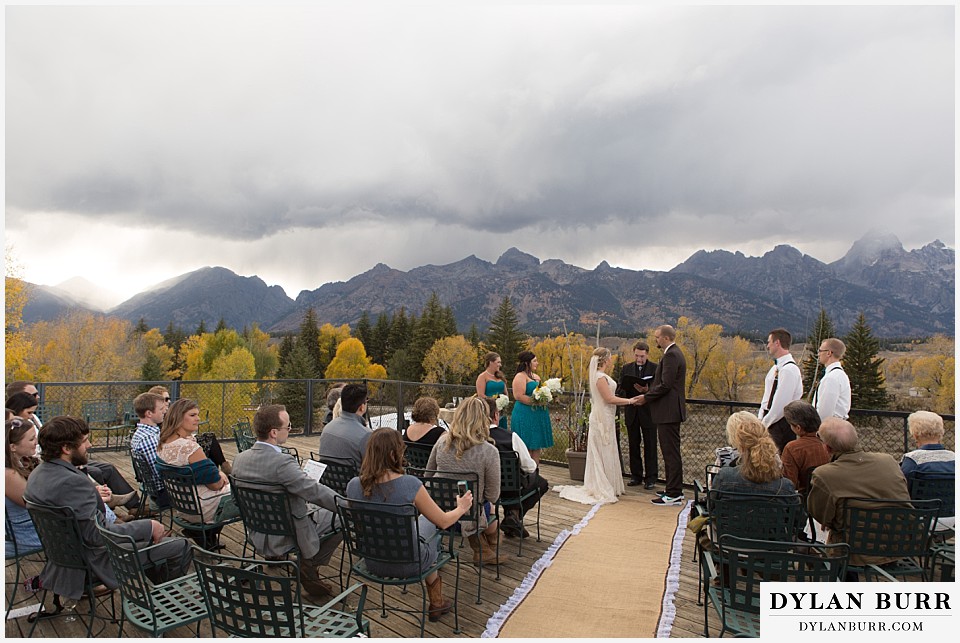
left=488, top=425, right=514, bottom=452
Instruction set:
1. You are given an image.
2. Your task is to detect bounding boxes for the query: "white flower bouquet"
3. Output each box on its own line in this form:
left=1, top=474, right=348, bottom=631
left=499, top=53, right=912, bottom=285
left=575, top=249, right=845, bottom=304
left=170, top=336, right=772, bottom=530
left=531, top=383, right=554, bottom=406
left=495, top=393, right=510, bottom=411
left=544, top=378, right=563, bottom=395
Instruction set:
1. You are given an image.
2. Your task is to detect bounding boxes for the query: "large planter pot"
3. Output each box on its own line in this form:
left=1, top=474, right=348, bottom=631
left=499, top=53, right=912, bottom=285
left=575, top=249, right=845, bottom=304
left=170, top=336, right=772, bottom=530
left=566, top=449, right=587, bottom=482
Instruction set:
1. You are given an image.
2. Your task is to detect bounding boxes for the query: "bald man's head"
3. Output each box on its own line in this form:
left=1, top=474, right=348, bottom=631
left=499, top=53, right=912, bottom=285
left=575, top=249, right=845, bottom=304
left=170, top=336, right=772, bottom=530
left=818, top=417, right=859, bottom=454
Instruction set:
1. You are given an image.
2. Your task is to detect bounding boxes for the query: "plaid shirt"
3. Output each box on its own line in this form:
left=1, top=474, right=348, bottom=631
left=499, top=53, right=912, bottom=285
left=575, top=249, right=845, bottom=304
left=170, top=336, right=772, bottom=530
left=130, top=422, right=164, bottom=493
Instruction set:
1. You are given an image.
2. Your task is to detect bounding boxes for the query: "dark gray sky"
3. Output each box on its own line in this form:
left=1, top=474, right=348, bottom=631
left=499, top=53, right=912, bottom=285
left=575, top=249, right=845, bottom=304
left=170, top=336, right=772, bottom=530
left=4, top=3, right=954, bottom=305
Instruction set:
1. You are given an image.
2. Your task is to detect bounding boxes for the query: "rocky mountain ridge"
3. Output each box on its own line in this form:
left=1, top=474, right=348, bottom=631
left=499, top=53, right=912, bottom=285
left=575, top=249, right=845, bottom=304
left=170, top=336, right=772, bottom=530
left=22, top=234, right=955, bottom=337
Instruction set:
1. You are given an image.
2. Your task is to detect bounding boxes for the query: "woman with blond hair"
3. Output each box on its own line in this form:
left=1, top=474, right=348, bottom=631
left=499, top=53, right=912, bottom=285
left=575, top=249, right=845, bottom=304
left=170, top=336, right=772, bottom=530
left=713, top=411, right=796, bottom=495
left=426, top=396, right=507, bottom=565
left=346, top=428, right=473, bottom=622
left=157, top=399, right=238, bottom=546
left=555, top=347, right=642, bottom=505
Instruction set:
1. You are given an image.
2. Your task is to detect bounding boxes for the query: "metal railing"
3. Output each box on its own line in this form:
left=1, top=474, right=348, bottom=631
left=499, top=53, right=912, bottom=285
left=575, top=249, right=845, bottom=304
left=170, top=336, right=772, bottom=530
left=36, top=379, right=954, bottom=488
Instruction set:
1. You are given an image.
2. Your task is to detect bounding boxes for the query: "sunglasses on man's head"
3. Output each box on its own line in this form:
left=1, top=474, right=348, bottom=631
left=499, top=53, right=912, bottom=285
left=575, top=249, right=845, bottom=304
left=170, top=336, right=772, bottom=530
left=164, top=397, right=171, bottom=402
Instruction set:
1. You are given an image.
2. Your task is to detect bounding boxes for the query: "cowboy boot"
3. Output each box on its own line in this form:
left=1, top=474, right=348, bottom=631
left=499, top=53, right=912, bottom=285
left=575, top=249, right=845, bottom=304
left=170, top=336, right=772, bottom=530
left=479, top=530, right=510, bottom=565
left=425, top=574, right=453, bottom=622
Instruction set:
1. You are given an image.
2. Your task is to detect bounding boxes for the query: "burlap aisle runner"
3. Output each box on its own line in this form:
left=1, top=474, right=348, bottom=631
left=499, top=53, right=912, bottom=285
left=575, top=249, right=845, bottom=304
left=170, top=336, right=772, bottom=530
left=487, top=497, right=687, bottom=638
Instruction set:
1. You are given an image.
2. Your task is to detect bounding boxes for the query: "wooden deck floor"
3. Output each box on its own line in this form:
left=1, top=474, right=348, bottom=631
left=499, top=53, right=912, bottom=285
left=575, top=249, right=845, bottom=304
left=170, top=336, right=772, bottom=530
left=6, top=433, right=716, bottom=638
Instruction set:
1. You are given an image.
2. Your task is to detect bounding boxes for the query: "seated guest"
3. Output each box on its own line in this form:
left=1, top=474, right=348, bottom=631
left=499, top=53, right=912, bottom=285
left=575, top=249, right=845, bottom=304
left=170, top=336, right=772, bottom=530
left=807, top=418, right=910, bottom=567
left=324, top=385, right=344, bottom=426
left=427, top=396, right=508, bottom=565
left=24, top=416, right=192, bottom=603
left=149, top=386, right=231, bottom=475
left=346, top=428, right=472, bottom=622
left=712, top=411, right=796, bottom=496
left=5, top=418, right=42, bottom=557
left=485, top=398, right=548, bottom=538
left=157, top=399, right=237, bottom=544
left=130, top=392, right=172, bottom=509
left=403, top=397, right=446, bottom=447
left=318, top=384, right=371, bottom=470
left=780, top=400, right=829, bottom=493
left=901, top=410, right=954, bottom=530
left=233, top=404, right=343, bottom=597
left=7, top=391, right=140, bottom=514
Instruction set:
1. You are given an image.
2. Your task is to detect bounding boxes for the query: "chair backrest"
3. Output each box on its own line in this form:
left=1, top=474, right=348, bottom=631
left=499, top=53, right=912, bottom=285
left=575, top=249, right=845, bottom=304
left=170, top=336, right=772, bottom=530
left=707, top=489, right=806, bottom=542
left=131, top=450, right=165, bottom=497
left=908, top=472, right=955, bottom=519
left=83, top=399, right=119, bottom=426
left=95, top=522, right=156, bottom=615
left=407, top=468, right=479, bottom=524
left=498, top=451, right=522, bottom=494
left=229, top=477, right=297, bottom=540
left=34, top=402, right=64, bottom=424
left=336, top=497, right=422, bottom=568
left=22, top=499, right=89, bottom=572
left=192, top=548, right=304, bottom=638
left=716, top=535, right=849, bottom=617
left=404, top=443, right=433, bottom=471
left=234, top=427, right=256, bottom=453
left=310, top=453, right=357, bottom=496
left=155, top=461, right=205, bottom=520
left=842, top=497, right=940, bottom=559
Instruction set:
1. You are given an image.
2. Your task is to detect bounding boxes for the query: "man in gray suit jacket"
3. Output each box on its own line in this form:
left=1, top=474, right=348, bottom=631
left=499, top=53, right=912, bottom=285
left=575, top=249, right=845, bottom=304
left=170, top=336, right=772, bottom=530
left=24, top=417, right=192, bottom=602
left=232, top=404, right=342, bottom=597
left=317, top=383, right=372, bottom=470
left=638, top=324, right=688, bottom=506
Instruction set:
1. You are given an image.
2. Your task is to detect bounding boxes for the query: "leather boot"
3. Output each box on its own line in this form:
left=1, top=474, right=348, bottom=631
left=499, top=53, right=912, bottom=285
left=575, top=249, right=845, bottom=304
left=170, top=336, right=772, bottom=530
left=482, top=531, right=510, bottom=564
left=469, top=532, right=509, bottom=566
left=425, top=574, right=452, bottom=622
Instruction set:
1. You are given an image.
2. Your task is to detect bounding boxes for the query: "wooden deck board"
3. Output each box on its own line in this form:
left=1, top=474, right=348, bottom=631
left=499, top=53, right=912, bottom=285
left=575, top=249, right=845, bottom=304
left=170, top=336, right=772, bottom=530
left=6, top=434, right=714, bottom=638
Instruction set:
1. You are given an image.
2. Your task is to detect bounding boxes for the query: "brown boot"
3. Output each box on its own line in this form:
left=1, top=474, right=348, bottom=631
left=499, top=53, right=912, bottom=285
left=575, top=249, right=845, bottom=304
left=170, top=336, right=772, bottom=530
left=467, top=534, right=484, bottom=565
left=469, top=532, right=509, bottom=566
left=425, top=574, right=452, bottom=622
left=482, top=530, right=510, bottom=564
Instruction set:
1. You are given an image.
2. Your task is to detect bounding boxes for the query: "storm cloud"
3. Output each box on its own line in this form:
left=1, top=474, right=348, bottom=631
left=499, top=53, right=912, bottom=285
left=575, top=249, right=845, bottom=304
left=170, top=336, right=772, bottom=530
left=4, top=3, right=953, bottom=303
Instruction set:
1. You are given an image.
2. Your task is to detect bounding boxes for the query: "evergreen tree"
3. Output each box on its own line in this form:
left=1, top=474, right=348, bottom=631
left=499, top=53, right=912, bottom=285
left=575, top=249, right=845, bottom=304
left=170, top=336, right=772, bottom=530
left=298, top=307, right=323, bottom=375
left=441, top=305, right=458, bottom=336
left=276, top=342, right=319, bottom=428
left=487, top=296, right=527, bottom=373
left=215, top=317, right=228, bottom=333
left=134, top=317, right=150, bottom=335
left=195, top=319, right=207, bottom=336
left=411, top=293, right=455, bottom=381
left=370, top=312, right=390, bottom=364
left=354, top=311, right=372, bottom=349
left=163, top=322, right=188, bottom=379
left=467, top=323, right=480, bottom=347
left=387, top=307, right=412, bottom=363
left=277, top=335, right=296, bottom=376
left=801, top=308, right=837, bottom=395
left=843, top=312, right=888, bottom=410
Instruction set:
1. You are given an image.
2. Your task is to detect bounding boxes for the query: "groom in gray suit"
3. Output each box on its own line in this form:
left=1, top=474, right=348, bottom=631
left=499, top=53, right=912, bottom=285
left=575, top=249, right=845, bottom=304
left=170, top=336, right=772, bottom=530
left=24, top=416, right=192, bottom=602
left=232, top=404, right=342, bottom=597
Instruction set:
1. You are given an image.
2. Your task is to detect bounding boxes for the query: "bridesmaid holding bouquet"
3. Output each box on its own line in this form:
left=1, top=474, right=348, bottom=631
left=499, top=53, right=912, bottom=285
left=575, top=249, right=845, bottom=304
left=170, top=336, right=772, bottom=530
left=510, top=351, right=554, bottom=465
left=476, top=352, right=509, bottom=430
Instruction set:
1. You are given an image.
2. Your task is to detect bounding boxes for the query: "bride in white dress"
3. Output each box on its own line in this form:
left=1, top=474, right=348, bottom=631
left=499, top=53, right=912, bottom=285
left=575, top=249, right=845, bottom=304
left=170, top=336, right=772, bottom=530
left=556, top=347, right=642, bottom=505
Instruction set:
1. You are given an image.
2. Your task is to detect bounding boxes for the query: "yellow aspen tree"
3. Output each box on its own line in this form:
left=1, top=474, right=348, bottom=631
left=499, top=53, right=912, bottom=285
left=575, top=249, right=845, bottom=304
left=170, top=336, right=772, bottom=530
left=422, top=336, right=476, bottom=386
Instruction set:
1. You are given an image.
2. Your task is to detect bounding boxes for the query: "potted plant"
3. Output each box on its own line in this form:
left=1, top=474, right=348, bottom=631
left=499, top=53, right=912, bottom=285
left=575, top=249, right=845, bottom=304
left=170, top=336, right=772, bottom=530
left=566, top=400, right=590, bottom=481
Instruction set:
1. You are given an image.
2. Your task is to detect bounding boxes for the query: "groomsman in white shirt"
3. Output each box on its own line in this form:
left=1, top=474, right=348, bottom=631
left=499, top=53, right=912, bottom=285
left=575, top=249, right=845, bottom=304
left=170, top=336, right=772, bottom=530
left=813, top=338, right=851, bottom=420
left=758, top=328, right=803, bottom=453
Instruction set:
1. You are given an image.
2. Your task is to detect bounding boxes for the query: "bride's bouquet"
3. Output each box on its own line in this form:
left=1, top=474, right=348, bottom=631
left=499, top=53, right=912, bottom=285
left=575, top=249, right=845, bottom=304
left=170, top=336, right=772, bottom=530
left=495, top=393, right=510, bottom=412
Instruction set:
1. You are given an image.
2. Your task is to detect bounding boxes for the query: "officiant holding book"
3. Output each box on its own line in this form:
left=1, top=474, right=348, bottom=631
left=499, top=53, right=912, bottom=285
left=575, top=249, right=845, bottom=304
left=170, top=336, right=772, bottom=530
left=618, top=341, right=659, bottom=489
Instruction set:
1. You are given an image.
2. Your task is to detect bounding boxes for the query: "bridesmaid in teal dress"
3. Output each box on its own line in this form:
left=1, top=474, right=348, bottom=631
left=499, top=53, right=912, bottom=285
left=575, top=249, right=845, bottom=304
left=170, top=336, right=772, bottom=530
left=476, top=352, right=509, bottom=430
left=510, top=350, right=554, bottom=466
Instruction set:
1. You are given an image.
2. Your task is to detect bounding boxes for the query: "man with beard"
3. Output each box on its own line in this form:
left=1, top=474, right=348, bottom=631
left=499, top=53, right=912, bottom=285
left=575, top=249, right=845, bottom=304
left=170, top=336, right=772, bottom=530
left=24, top=416, right=192, bottom=603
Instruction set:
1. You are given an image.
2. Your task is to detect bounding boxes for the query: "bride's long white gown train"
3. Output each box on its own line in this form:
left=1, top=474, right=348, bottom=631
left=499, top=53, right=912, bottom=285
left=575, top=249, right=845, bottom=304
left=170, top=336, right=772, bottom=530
left=554, top=372, right=625, bottom=505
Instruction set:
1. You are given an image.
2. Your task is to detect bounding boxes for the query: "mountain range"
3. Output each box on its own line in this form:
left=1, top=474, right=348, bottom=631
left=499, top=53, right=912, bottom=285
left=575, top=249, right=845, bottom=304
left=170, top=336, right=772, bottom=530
left=20, top=232, right=955, bottom=338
